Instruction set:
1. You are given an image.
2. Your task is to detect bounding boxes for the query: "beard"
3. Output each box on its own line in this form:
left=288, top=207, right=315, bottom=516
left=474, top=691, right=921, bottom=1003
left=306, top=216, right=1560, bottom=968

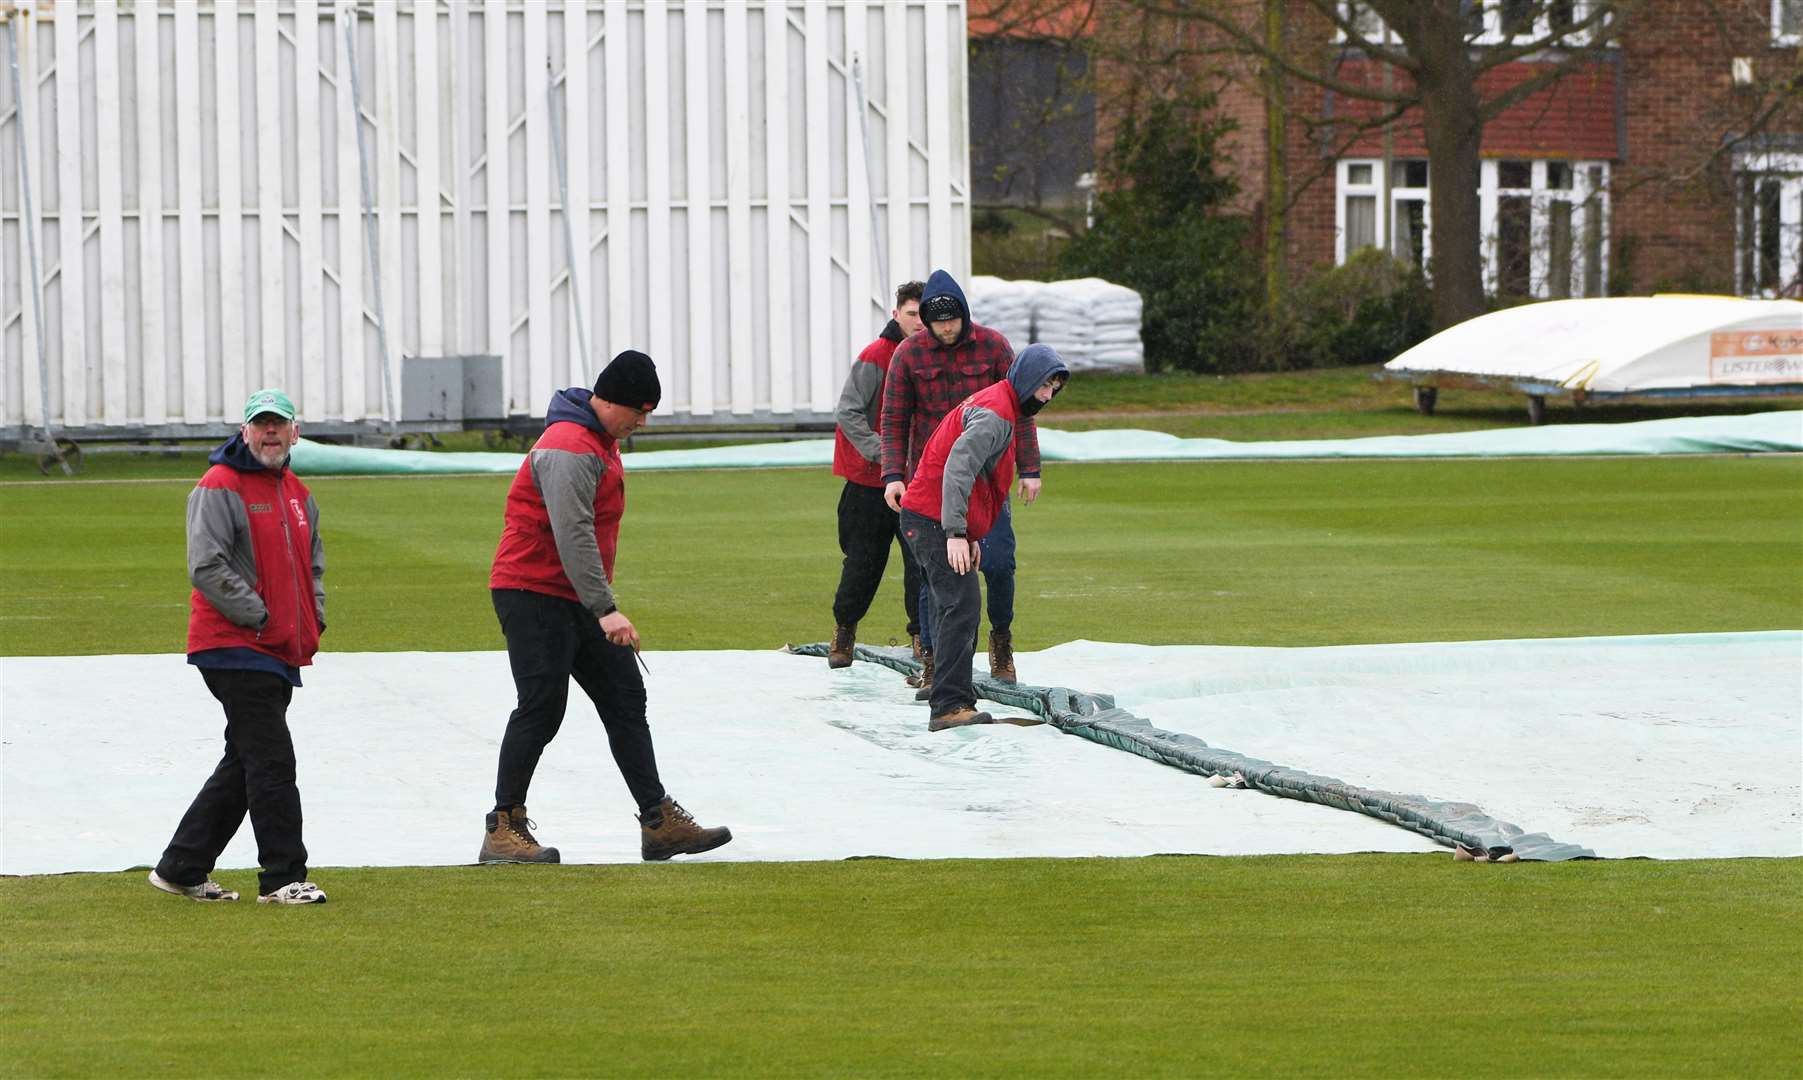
left=249, top=441, right=291, bottom=469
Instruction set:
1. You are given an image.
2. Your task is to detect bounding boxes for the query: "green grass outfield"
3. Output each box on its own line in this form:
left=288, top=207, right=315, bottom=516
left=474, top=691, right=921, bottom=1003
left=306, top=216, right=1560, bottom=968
left=3, top=457, right=1801, bottom=655
left=3, top=454, right=1801, bottom=1076
left=3, top=858, right=1798, bottom=1078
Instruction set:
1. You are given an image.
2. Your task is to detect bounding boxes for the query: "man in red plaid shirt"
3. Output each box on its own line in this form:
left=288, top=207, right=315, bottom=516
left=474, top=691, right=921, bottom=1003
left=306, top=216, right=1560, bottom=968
left=880, top=268, right=1042, bottom=687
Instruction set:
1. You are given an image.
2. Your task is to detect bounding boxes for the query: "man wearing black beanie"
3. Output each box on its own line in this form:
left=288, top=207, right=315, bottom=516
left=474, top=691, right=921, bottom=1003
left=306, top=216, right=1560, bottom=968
left=484, top=350, right=732, bottom=864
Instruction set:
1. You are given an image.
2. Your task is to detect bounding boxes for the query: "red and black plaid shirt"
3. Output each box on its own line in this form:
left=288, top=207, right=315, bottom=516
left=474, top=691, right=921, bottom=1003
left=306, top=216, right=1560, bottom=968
left=879, top=323, right=1039, bottom=482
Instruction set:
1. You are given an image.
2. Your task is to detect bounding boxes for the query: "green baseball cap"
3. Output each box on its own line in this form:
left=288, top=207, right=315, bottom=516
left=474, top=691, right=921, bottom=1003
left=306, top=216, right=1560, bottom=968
left=242, top=388, right=297, bottom=423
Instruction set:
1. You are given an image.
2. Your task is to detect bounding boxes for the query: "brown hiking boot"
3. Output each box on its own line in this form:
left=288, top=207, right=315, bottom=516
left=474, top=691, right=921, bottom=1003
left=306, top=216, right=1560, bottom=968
left=910, top=633, right=924, bottom=661
left=988, top=629, right=1017, bottom=684
left=928, top=706, right=993, bottom=732
left=827, top=624, right=857, bottom=668
left=639, top=797, right=733, bottom=861
left=479, top=806, right=561, bottom=864
left=908, top=648, right=934, bottom=694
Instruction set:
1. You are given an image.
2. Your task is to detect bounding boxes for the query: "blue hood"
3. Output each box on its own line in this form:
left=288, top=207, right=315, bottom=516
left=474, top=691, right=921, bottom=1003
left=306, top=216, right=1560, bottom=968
left=208, top=432, right=282, bottom=472
left=1007, top=344, right=1070, bottom=406
left=545, top=387, right=607, bottom=435
left=920, top=269, right=971, bottom=347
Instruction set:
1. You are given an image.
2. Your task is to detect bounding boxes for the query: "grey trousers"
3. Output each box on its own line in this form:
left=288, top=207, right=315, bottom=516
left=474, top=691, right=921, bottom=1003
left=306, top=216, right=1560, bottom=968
left=901, top=509, right=982, bottom=718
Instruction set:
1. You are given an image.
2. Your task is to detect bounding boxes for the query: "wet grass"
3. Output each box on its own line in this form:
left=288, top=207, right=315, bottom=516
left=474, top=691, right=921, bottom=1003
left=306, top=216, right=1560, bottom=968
left=3, top=456, right=1799, bottom=656
left=3, top=856, right=1798, bottom=1078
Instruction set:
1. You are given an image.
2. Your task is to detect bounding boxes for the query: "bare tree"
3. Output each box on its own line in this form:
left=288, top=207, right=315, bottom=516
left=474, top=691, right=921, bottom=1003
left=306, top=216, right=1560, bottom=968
left=977, top=0, right=1802, bottom=322
left=1107, top=1, right=1632, bottom=330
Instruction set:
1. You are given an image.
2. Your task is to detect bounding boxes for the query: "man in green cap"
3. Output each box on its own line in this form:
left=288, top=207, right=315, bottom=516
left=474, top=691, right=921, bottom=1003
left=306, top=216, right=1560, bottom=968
left=148, top=388, right=329, bottom=905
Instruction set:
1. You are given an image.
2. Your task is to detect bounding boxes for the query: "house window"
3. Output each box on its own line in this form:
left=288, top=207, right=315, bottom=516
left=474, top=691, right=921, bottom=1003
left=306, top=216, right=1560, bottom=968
left=1336, top=2, right=1397, bottom=44
left=1481, top=159, right=1609, bottom=299
left=1470, top=0, right=1595, bottom=45
left=1333, top=157, right=1611, bottom=298
left=1776, top=0, right=1803, bottom=45
left=1390, top=161, right=1430, bottom=271
left=1335, top=158, right=1432, bottom=269
left=1336, top=159, right=1381, bottom=263
left=1339, top=2, right=1597, bottom=45
left=1734, top=151, right=1802, bottom=297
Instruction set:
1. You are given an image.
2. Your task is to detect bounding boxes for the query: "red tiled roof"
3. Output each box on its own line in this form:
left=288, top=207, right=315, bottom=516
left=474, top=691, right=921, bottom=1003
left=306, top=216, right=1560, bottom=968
left=1328, top=59, right=1619, bottom=159
left=968, top=0, right=1096, bottom=40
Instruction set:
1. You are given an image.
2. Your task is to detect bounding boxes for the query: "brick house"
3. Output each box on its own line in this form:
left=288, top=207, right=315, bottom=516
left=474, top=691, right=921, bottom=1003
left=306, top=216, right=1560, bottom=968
left=991, top=0, right=1803, bottom=301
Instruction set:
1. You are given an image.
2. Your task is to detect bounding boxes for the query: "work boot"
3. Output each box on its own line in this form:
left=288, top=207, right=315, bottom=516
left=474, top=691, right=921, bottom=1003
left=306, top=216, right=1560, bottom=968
left=908, top=648, right=934, bottom=694
left=910, top=633, right=924, bottom=661
left=827, top=624, right=856, bottom=668
left=640, top=797, right=733, bottom=861
left=928, top=706, right=993, bottom=732
left=479, top=806, right=561, bottom=864
left=988, top=629, right=1017, bottom=684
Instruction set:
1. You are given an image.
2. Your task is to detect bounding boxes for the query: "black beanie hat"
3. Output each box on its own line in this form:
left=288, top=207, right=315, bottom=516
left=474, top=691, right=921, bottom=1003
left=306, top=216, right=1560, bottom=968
left=593, top=349, right=661, bottom=411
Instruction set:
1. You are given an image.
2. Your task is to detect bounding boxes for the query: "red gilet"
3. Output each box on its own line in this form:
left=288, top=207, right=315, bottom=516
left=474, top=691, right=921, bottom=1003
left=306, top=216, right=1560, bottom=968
left=488, top=422, right=624, bottom=601
left=186, top=466, right=322, bottom=668
left=832, top=333, right=900, bottom=488
left=899, top=380, right=1019, bottom=541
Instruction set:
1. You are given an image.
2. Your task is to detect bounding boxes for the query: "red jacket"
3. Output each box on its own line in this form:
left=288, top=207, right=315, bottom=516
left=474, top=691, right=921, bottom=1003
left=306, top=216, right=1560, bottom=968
left=900, top=380, right=1020, bottom=542
left=489, top=390, right=626, bottom=613
left=832, top=320, right=904, bottom=488
left=186, top=457, right=323, bottom=668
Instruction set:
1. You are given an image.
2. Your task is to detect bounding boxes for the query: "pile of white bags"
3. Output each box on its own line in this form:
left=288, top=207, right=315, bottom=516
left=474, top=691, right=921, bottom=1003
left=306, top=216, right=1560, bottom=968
left=1033, top=278, right=1144, bottom=371
left=966, top=275, right=1145, bottom=372
left=965, top=276, right=1039, bottom=354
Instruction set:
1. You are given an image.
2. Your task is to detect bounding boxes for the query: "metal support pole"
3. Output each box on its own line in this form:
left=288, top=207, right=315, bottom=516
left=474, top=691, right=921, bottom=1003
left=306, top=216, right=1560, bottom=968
left=344, top=11, right=398, bottom=436
left=3, top=12, right=69, bottom=474
left=851, top=55, right=888, bottom=297
left=547, top=61, right=592, bottom=374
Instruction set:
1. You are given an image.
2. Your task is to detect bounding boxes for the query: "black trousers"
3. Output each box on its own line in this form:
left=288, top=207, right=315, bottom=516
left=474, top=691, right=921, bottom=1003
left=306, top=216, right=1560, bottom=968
left=901, top=509, right=982, bottom=718
left=832, top=480, right=922, bottom=634
left=156, top=668, right=308, bottom=895
left=492, top=588, right=666, bottom=813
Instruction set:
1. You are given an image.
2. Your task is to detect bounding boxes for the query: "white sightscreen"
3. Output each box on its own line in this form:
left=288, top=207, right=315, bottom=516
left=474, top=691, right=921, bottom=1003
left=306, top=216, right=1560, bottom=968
left=0, top=1, right=972, bottom=437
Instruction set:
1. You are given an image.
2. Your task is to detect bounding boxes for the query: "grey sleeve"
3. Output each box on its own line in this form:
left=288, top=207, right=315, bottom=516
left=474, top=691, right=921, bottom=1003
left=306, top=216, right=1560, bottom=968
left=187, top=485, right=268, bottom=628
left=833, top=361, right=885, bottom=463
left=940, top=406, right=1014, bottom=536
left=533, top=446, right=618, bottom=618
left=307, top=493, right=326, bottom=630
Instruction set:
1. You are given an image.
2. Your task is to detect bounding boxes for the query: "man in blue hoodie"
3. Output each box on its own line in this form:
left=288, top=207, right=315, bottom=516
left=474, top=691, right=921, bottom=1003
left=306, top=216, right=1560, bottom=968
left=900, top=347, right=1069, bottom=731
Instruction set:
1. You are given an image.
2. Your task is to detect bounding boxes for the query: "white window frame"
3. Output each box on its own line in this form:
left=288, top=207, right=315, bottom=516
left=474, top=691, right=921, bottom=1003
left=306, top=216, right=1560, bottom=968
left=1481, top=159, right=1610, bottom=298
left=1335, top=160, right=1381, bottom=264
left=1470, top=1, right=1597, bottom=47
left=1336, top=2, right=1598, bottom=46
left=1775, top=0, right=1803, bottom=46
left=1334, top=158, right=1434, bottom=270
left=1733, top=150, right=1803, bottom=298
left=1334, top=156, right=1611, bottom=298
left=1332, top=2, right=1401, bottom=45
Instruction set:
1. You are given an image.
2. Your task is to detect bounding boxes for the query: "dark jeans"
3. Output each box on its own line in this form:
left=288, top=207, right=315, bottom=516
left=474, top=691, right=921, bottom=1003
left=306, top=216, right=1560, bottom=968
left=917, top=501, right=1015, bottom=651
left=901, top=510, right=983, bottom=717
left=156, top=668, right=308, bottom=895
left=492, top=588, right=666, bottom=813
left=832, top=480, right=921, bottom=635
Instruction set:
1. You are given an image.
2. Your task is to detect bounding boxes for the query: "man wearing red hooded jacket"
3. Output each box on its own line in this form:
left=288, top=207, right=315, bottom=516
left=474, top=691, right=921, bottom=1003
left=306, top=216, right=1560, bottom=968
left=483, top=349, right=732, bottom=865
left=150, top=388, right=328, bottom=905
left=901, top=346, right=1069, bottom=732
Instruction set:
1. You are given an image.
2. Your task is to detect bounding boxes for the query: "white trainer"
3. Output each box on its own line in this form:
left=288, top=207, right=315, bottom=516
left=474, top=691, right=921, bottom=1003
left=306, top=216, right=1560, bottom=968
left=148, top=869, right=239, bottom=902
left=257, top=881, right=328, bottom=905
